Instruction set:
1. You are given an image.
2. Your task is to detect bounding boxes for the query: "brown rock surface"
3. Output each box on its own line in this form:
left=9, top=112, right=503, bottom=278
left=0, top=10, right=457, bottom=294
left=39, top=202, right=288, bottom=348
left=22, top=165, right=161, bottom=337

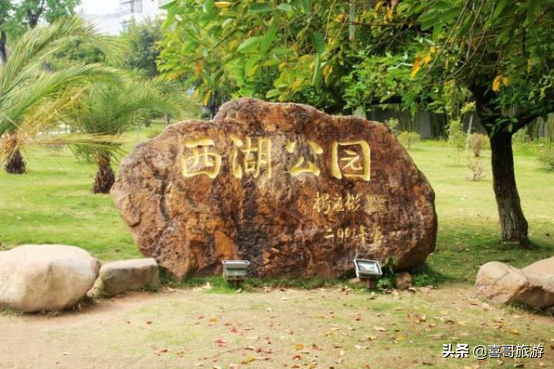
left=394, top=272, right=413, bottom=291
left=475, top=260, right=554, bottom=308
left=112, top=98, right=437, bottom=280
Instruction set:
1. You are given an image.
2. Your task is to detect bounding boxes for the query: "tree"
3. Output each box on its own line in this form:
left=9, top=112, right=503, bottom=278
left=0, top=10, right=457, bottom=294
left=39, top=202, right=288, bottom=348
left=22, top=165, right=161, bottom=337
left=397, top=0, right=553, bottom=245
left=66, top=79, right=183, bottom=193
left=122, top=18, right=163, bottom=77
left=339, top=0, right=553, bottom=245
left=0, top=0, right=80, bottom=64
left=160, top=0, right=553, bottom=245
left=0, top=17, right=118, bottom=173
left=158, top=0, right=349, bottom=114
left=0, top=0, right=12, bottom=64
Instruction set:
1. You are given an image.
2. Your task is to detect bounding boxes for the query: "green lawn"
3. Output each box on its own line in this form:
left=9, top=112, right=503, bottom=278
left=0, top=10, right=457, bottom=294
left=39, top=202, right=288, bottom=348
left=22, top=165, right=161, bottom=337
left=0, top=123, right=552, bottom=284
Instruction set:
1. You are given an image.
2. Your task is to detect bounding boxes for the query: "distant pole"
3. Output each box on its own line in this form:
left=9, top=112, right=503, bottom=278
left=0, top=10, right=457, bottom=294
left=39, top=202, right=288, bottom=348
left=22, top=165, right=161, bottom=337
left=349, top=0, right=355, bottom=42
left=465, top=113, right=474, bottom=149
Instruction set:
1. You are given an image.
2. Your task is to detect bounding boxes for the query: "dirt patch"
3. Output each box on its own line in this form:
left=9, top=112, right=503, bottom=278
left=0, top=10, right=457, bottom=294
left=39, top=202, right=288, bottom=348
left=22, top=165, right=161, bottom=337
left=0, top=285, right=552, bottom=369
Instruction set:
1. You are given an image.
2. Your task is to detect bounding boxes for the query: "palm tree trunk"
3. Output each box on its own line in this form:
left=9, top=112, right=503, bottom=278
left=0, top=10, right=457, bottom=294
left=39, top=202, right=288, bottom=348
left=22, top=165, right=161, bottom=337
left=93, top=153, right=115, bottom=194
left=5, top=148, right=26, bottom=174
left=0, top=30, right=8, bottom=65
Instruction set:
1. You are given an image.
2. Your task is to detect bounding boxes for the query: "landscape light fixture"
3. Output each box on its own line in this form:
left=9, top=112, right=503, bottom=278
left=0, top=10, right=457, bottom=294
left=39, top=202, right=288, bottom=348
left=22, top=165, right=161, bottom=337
left=353, top=259, right=383, bottom=289
left=222, top=260, right=251, bottom=286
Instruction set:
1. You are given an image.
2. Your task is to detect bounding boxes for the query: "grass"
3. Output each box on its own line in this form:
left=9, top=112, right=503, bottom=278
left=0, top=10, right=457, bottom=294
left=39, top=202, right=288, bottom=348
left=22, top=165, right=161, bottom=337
left=1, top=123, right=552, bottom=284
left=1, top=127, right=553, bottom=368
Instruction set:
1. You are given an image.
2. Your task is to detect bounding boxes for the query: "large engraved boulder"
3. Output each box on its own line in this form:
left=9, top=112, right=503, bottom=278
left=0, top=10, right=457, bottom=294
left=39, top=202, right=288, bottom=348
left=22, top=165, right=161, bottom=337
left=112, top=98, right=437, bottom=280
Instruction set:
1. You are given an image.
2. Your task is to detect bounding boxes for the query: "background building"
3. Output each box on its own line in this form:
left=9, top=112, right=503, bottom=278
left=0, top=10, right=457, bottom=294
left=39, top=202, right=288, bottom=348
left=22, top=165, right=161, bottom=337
left=80, top=0, right=167, bottom=35
left=120, top=0, right=168, bottom=25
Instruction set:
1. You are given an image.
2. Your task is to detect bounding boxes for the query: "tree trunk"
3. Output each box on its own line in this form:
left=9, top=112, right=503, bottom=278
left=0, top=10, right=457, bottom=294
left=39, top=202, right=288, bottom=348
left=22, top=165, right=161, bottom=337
left=490, top=131, right=529, bottom=245
left=0, top=30, right=8, bottom=65
left=5, top=148, right=27, bottom=174
left=93, top=154, right=115, bottom=194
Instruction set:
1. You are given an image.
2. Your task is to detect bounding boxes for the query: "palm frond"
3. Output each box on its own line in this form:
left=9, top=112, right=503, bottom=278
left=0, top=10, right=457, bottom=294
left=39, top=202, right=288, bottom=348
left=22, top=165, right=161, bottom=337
left=0, top=63, right=120, bottom=135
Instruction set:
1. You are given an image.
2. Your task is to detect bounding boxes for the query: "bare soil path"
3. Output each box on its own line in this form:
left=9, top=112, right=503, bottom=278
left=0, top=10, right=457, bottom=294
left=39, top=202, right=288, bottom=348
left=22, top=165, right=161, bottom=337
left=0, top=285, right=552, bottom=369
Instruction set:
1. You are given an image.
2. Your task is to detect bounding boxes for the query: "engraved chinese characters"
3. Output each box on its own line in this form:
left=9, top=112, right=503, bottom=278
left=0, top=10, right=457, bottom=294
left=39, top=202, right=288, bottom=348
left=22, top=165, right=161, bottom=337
left=112, top=98, right=437, bottom=280
left=180, top=136, right=370, bottom=181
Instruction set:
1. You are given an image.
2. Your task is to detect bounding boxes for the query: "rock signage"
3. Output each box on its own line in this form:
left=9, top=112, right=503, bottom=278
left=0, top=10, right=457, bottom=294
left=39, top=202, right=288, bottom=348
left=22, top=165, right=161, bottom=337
left=112, top=98, right=437, bottom=279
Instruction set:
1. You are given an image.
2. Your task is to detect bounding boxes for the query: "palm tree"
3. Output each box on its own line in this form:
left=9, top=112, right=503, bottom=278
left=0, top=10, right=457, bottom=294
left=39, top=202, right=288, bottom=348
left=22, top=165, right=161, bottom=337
left=67, top=79, right=183, bottom=193
left=0, top=17, right=118, bottom=173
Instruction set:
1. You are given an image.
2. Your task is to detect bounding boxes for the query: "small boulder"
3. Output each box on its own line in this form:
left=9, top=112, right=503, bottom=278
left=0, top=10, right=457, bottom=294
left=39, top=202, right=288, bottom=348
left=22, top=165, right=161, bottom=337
left=394, top=272, right=413, bottom=291
left=91, top=258, right=160, bottom=296
left=475, top=262, right=529, bottom=304
left=522, top=256, right=554, bottom=276
left=475, top=260, right=554, bottom=308
left=0, top=245, right=100, bottom=312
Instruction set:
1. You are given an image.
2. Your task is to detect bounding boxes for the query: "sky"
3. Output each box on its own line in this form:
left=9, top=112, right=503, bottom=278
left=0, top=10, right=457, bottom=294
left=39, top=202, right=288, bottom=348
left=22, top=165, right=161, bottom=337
left=78, top=0, right=120, bottom=15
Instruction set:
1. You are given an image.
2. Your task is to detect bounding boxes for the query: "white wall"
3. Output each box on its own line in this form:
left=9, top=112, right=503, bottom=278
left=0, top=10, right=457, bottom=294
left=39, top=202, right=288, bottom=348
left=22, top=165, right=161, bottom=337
left=120, top=0, right=166, bottom=25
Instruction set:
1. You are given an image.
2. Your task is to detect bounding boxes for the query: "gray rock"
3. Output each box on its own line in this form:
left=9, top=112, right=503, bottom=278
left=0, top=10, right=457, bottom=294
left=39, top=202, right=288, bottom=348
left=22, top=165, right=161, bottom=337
left=91, top=258, right=160, bottom=296
left=475, top=259, right=554, bottom=308
left=394, top=272, right=413, bottom=290
left=0, top=245, right=100, bottom=312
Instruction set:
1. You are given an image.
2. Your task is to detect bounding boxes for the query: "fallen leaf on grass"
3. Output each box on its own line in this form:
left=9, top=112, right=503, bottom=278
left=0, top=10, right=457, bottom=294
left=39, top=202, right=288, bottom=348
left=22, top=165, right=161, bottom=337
left=214, top=338, right=227, bottom=347
left=241, top=356, right=256, bottom=364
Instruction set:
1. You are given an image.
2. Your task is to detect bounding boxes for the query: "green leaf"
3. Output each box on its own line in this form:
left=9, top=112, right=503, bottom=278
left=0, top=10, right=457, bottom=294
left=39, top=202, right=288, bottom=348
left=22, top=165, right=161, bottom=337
left=203, top=0, right=215, bottom=14
left=222, top=18, right=234, bottom=29
left=277, top=4, right=293, bottom=12
left=526, top=0, right=539, bottom=24
left=311, top=31, right=325, bottom=55
left=266, top=88, right=282, bottom=98
left=160, top=0, right=177, bottom=11
left=237, top=36, right=263, bottom=53
left=417, top=10, right=438, bottom=31
left=245, top=55, right=262, bottom=77
left=439, top=8, right=461, bottom=25
left=262, top=58, right=282, bottom=67
left=302, top=0, right=311, bottom=15
left=249, top=3, right=273, bottom=14
left=312, top=54, right=321, bottom=85
left=261, top=23, right=278, bottom=54
left=492, top=0, right=509, bottom=20
left=432, top=24, right=442, bottom=42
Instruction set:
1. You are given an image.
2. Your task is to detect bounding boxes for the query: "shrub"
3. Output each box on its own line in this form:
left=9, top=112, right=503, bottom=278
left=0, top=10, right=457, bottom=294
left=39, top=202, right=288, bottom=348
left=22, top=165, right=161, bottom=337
left=448, top=119, right=466, bottom=165
left=470, top=133, right=488, bottom=157
left=513, top=129, right=530, bottom=144
left=384, top=118, right=400, bottom=135
left=467, top=158, right=486, bottom=181
left=398, top=131, right=421, bottom=150
left=539, top=144, right=554, bottom=171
